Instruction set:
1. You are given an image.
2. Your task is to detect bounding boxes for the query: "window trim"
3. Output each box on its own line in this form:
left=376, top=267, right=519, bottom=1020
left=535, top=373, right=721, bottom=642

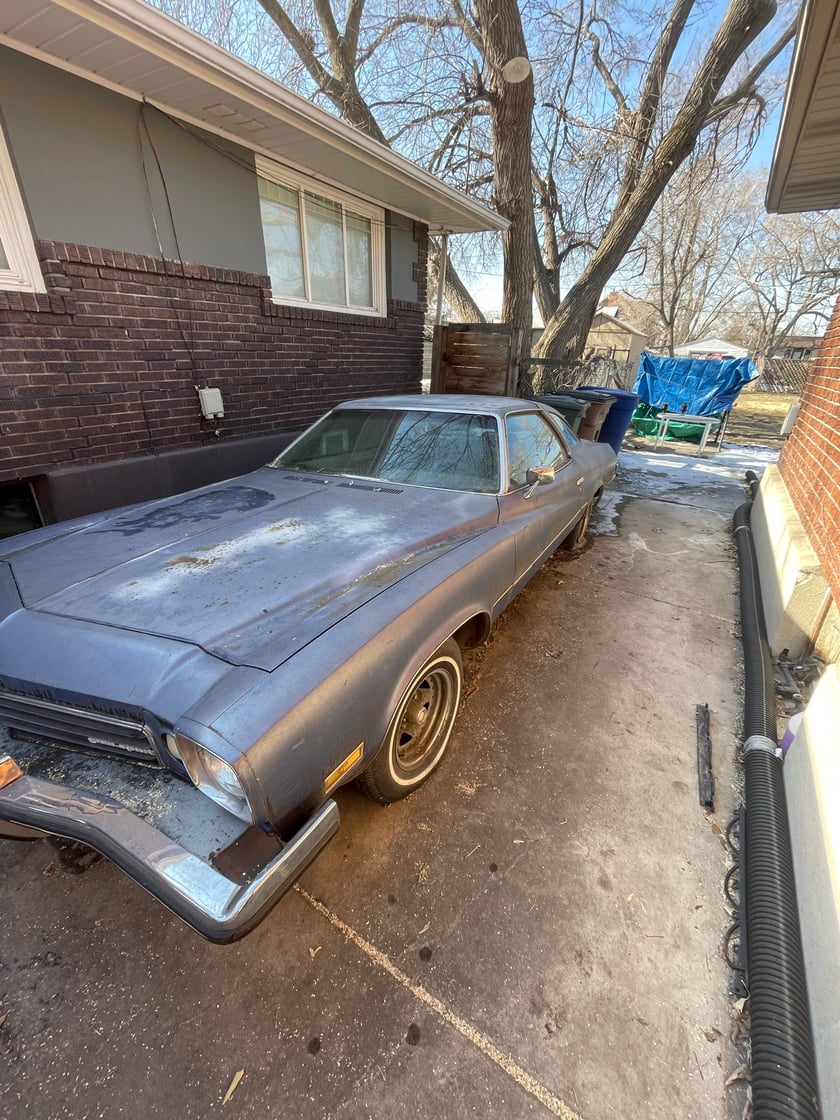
left=504, top=409, right=572, bottom=491
left=0, top=121, right=45, bottom=294
left=256, top=156, right=385, bottom=317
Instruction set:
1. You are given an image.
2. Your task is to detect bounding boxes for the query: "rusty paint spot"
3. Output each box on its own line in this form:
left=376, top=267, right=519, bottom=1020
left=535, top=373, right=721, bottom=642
left=164, top=554, right=216, bottom=569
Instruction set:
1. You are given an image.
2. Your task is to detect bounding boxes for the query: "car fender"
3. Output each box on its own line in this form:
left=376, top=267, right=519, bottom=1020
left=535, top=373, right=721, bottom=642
left=199, top=529, right=516, bottom=833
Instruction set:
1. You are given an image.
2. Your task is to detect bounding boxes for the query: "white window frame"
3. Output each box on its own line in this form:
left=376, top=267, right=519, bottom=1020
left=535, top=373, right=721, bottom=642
left=0, top=121, right=45, bottom=294
left=257, top=157, right=385, bottom=317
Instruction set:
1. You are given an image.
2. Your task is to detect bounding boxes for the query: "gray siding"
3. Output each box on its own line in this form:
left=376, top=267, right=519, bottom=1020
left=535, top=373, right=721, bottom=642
left=0, top=46, right=268, bottom=275
left=387, top=216, right=420, bottom=302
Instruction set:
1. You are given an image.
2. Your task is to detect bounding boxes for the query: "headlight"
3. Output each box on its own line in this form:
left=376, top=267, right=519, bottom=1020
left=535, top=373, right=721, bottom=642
left=173, top=734, right=254, bottom=825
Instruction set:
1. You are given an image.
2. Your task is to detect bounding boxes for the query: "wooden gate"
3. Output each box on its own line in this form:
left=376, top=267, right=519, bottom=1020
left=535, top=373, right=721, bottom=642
left=430, top=323, right=522, bottom=396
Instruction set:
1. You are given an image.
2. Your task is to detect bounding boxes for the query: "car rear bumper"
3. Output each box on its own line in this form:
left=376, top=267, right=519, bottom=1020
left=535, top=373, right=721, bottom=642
left=0, top=747, right=339, bottom=942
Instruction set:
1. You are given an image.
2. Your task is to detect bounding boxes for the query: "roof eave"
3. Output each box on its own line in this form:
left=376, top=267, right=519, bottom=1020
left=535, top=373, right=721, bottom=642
left=3, top=0, right=507, bottom=235
left=766, top=0, right=840, bottom=213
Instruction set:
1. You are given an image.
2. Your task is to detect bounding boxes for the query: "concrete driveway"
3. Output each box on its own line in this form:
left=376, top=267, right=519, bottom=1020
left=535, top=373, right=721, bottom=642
left=0, top=444, right=775, bottom=1119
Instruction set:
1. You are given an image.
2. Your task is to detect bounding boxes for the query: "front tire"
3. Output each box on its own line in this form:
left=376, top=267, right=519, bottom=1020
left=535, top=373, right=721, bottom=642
left=562, top=499, right=593, bottom=550
left=357, top=638, right=463, bottom=804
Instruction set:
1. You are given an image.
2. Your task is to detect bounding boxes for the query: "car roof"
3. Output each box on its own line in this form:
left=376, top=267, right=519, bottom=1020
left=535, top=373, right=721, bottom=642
left=334, top=394, right=542, bottom=418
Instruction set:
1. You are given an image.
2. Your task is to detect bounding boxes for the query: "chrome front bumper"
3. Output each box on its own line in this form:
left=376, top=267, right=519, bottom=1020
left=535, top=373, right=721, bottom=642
left=0, top=748, right=339, bottom=942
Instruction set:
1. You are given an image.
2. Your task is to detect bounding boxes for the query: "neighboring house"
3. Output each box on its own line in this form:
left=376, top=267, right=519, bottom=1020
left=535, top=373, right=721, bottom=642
left=673, top=336, right=751, bottom=360
left=530, top=305, right=647, bottom=368
left=763, top=0, right=840, bottom=1114
left=767, top=334, right=823, bottom=361
left=0, top=0, right=504, bottom=531
left=586, top=306, right=647, bottom=368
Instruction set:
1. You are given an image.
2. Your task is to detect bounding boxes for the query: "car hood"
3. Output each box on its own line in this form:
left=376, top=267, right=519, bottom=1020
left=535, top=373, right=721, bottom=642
left=7, top=470, right=499, bottom=671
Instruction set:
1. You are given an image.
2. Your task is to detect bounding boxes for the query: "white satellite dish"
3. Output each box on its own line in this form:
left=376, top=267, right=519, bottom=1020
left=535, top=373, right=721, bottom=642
left=501, top=56, right=531, bottom=83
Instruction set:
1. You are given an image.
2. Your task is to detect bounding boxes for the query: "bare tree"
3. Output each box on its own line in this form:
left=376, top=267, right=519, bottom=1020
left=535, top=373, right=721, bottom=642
left=629, top=152, right=767, bottom=353
left=533, top=0, right=795, bottom=359
left=725, top=210, right=840, bottom=353
left=153, top=0, right=797, bottom=362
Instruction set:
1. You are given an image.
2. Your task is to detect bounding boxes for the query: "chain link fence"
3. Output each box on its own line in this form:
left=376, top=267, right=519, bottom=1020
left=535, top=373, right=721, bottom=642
left=519, top=356, right=637, bottom=397
left=750, top=358, right=809, bottom=394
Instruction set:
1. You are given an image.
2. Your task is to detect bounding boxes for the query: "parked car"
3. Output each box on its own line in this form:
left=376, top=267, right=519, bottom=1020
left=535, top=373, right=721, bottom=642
left=0, top=395, right=616, bottom=940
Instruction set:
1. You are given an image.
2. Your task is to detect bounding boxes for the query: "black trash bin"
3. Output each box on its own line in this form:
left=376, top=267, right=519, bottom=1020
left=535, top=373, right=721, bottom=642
left=531, top=394, right=591, bottom=434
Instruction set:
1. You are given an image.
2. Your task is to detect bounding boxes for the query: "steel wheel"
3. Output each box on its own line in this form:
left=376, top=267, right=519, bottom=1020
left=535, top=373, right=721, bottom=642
left=357, top=638, right=463, bottom=804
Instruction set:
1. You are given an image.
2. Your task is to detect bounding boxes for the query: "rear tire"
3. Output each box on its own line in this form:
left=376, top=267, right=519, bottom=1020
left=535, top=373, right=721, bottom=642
left=357, top=638, right=463, bottom=804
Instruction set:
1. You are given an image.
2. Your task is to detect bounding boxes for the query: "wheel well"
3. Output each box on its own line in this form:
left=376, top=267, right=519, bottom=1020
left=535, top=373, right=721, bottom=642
left=452, top=612, right=492, bottom=650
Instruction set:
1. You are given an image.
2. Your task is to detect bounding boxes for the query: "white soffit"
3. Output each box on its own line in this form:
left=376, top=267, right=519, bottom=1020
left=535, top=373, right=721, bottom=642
left=766, top=0, right=840, bottom=213
left=0, top=0, right=507, bottom=235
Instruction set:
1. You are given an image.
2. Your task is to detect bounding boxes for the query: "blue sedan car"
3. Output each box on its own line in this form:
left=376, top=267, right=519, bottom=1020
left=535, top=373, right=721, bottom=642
left=0, top=395, right=615, bottom=940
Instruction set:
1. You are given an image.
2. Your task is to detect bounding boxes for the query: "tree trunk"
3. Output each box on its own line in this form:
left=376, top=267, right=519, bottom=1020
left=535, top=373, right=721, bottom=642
left=475, top=0, right=535, bottom=360
left=428, top=240, right=486, bottom=323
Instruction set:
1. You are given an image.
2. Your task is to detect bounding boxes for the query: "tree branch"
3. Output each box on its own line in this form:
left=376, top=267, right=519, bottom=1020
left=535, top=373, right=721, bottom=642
left=585, top=22, right=628, bottom=118
left=705, top=19, right=797, bottom=125
left=616, top=0, right=696, bottom=208
left=255, top=0, right=332, bottom=90
left=311, top=0, right=343, bottom=60
left=357, top=14, right=466, bottom=66
left=344, top=0, right=366, bottom=60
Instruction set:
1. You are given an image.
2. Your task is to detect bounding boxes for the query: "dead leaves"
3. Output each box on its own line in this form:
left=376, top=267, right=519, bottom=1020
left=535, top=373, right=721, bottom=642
left=725, top=1064, right=751, bottom=1087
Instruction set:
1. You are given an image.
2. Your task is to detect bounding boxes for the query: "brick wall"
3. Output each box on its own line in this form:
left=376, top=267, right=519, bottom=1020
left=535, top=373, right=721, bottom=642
left=0, top=232, right=428, bottom=493
left=779, top=294, right=840, bottom=605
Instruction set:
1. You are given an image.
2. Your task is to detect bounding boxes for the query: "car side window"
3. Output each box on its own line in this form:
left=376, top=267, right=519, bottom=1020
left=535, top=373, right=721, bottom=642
left=551, top=413, right=579, bottom=446
left=505, top=412, right=570, bottom=489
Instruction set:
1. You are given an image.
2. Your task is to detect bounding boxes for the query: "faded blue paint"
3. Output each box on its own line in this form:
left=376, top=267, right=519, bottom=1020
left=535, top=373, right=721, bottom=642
left=0, top=395, right=616, bottom=939
left=9, top=472, right=498, bottom=671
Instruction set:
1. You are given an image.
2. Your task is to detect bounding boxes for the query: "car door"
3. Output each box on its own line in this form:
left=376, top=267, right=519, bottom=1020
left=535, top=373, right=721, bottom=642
left=497, top=410, right=583, bottom=584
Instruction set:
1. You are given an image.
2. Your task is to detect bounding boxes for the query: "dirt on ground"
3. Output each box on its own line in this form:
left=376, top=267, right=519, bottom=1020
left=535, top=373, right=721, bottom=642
left=625, top=391, right=798, bottom=454
left=723, top=391, right=799, bottom=447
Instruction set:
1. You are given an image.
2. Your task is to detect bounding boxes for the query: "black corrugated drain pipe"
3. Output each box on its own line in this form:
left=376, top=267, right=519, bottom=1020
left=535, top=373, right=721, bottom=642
left=733, top=476, right=820, bottom=1119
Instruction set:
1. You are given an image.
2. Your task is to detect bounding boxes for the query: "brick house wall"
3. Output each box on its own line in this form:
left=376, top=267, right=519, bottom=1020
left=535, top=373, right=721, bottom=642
left=779, top=293, right=840, bottom=606
left=0, top=230, right=428, bottom=522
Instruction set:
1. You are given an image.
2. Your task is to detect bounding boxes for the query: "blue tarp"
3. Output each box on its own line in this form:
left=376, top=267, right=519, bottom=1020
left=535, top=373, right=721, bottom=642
left=632, top=353, right=759, bottom=416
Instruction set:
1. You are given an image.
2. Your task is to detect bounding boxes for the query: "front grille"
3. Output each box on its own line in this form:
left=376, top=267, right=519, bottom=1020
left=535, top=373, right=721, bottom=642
left=0, top=689, right=159, bottom=763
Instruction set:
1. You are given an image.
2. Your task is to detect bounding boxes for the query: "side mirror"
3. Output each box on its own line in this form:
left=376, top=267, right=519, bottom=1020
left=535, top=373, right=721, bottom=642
left=524, top=466, right=555, bottom=498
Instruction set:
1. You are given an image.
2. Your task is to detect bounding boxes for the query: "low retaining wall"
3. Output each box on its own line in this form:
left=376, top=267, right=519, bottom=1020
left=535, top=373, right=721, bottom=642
left=751, top=465, right=838, bottom=660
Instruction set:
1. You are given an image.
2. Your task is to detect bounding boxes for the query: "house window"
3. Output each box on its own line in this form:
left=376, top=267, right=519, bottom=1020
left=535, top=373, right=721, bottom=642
left=0, top=121, right=45, bottom=293
left=257, top=159, right=384, bottom=316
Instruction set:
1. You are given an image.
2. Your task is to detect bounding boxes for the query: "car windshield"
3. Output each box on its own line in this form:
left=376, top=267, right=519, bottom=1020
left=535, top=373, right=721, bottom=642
left=271, top=408, right=501, bottom=493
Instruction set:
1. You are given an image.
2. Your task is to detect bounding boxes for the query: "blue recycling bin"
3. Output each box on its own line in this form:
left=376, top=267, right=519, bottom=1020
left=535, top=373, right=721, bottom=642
left=578, top=386, right=641, bottom=454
